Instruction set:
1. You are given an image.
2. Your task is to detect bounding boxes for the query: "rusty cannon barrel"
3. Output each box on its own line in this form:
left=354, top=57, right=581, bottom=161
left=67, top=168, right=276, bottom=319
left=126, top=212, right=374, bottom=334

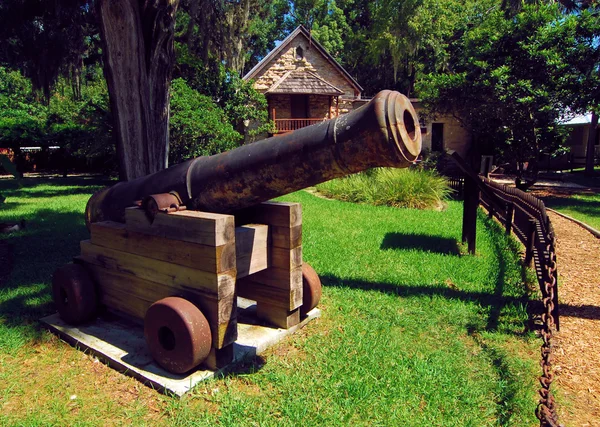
left=86, top=90, right=422, bottom=226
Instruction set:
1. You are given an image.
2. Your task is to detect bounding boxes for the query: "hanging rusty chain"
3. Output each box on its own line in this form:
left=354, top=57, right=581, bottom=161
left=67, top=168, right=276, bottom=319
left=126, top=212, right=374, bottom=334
left=477, top=177, right=562, bottom=426
left=456, top=169, right=563, bottom=426
left=535, top=232, right=562, bottom=427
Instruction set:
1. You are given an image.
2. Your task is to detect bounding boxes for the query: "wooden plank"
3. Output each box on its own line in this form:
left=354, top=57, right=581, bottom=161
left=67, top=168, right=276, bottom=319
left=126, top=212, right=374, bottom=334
left=271, top=225, right=302, bottom=249
left=203, top=345, right=234, bottom=370
left=256, top=303, right=300, bottom=329
left=248, top=265, right=302, bottom=290
left=270, top=246, right=302, bottom=270
left=101, top=287, right=150, bottom=322
left=236, top=202, right=301, bottom=228
left=80, top=240, right=235, bottom=298
left=235, top=224, right=269, bottom=278
left=77, top=259, right=237, bottom=349
left=90, top=221, right=236, bottom=273
left=237, top=278, right=302, bottom=310
left=125, top=207, right=235, bottom=247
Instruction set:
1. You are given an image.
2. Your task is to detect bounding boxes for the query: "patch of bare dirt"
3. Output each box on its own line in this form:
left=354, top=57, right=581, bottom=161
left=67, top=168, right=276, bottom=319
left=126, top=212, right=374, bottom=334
left=549, top=210, right=600, bottom=426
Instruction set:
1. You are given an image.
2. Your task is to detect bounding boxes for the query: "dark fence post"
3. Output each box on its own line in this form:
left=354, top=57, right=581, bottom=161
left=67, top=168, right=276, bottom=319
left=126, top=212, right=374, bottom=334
left=469, top=183, right=480, bottom=254
left=462, top=177, right=479, bottom=254
left=505, top=202, right=514, bottom=235
left=525, top=218, right=537, bottom=267
left=462, top=178, right=470, bottom=244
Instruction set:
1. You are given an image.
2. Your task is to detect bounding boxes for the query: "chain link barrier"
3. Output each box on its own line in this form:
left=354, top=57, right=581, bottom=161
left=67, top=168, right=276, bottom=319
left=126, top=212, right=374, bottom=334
left=535, top=236, right=561, bottom=426
left=476, top=178, right=561, bottom=427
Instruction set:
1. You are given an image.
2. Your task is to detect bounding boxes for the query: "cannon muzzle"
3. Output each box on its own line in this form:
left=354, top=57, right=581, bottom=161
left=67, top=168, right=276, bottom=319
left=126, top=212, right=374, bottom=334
left=86, top=90, right=421, bottom=227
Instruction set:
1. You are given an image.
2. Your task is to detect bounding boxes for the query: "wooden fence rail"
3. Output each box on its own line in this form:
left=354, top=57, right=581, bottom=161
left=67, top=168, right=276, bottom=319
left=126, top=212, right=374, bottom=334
left=450, top=153, right=561, bottom=426
left=275, top=118, right=325, bottom=133
left=478, top=176, right=559, bottom=321
left=450, top=154, right=559, bottom=329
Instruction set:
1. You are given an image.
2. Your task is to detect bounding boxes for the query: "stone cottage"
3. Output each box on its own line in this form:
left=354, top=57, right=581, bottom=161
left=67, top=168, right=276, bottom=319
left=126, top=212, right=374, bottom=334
left=556, top=113, right=599, bottom=169
left=243, top=25, right=364, bottom=135
left=243, top=25, right=472, bottom=158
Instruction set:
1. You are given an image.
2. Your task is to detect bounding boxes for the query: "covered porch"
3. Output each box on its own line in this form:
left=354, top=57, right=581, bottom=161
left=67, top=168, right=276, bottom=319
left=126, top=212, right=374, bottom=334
left=266, top=70, right=344, bottom=134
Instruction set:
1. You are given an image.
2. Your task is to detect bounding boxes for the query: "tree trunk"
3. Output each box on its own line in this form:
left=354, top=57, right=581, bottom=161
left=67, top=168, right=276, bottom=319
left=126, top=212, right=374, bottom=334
left=186, top=0, right=199, bottom=48
left=585, top=110, right=598, bottom=177
left=98, top=0, right=179, bottom=181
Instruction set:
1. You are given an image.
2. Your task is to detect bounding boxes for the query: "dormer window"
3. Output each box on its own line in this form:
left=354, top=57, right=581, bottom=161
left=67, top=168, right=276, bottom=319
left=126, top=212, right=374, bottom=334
left=295, top=46, right=304, bottom=60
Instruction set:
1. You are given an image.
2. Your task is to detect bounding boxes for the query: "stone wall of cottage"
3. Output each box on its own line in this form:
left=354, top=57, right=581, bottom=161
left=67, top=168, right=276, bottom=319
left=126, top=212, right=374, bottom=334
left=268, top=94, right=334, bottom=120
left=410, top=102, right=471, bottom=157
left=269, top=95, right=292, bottom=119
left=253, top=33, right=359, bottom=118
left=309, top=95, right=331, bottom=119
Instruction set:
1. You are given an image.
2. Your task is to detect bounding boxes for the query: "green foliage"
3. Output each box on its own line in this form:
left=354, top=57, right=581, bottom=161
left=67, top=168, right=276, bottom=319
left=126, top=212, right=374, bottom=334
left=293, top=0, right=351, bottom=61
left=0, top=66, right=115, bottom=174
left=174, top=42, right=226, bottom=99
left=537, top=6, right=600, bottom=114
left=174, top=42, right=274, bottom=146
left=282, top=0, right=497, bottom=96
left=169, top=78, right=242, bottom=163
left=0, top=0, right=99, bottom=102
left=316, top=168, right=452, bottom=209
left=221, top=74, right=275, bottom=139
left=418, top=3, right=580, bottom=179
left=176, top=0, right=288, bottom=75
left=243, top=0, right=291, bottom=72
left=0, top=67, right=47, bottom=148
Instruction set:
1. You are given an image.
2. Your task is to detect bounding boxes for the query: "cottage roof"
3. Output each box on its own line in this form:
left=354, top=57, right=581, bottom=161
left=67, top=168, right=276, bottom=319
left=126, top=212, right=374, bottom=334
left=266, top=70, right=345, bottom=95
left=243, top=25, right=363, bottom=94
left=561, top=113, right=593, bottom=126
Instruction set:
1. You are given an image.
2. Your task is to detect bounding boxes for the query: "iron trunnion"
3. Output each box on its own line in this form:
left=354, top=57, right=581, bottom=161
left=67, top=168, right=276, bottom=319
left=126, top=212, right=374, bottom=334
left=52, top=90, right=422, bottom=375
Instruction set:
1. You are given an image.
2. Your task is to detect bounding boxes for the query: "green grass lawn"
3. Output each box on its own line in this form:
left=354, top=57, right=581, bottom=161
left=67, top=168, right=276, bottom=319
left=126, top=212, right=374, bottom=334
left=542, top=192, right=600, bottom=231
left=0, top=177, right=539, bottom=426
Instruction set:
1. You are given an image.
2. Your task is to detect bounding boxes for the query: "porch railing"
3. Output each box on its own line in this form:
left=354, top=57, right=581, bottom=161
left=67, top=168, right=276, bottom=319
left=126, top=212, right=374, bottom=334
left=275, top=118, right=325, bottom=133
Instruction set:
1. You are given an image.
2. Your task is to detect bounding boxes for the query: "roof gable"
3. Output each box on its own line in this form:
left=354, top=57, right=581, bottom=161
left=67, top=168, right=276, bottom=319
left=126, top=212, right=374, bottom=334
left=267, top=70, right=345, bottom=95
left=243, top=25, right=363, bottom=93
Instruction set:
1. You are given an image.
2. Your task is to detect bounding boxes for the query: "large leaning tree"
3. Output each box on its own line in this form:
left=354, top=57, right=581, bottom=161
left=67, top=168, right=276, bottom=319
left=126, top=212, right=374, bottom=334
left=97, top=0, right=180, bottom=180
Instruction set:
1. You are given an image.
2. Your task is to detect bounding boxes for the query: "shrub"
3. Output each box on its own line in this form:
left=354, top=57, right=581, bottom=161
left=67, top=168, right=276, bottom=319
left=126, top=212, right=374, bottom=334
left=169, top=78, right=242, bottom=164
left=315, top=168, right=452, bottom=210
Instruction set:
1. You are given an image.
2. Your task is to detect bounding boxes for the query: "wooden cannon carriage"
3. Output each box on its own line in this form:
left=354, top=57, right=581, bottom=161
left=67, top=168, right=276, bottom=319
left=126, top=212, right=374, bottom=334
left=51, top=90, right=422, bottom=374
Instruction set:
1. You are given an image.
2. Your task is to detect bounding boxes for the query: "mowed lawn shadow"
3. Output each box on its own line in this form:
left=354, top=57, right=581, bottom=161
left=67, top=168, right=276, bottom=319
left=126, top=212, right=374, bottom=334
left=381, top=232, right=461, bottom=255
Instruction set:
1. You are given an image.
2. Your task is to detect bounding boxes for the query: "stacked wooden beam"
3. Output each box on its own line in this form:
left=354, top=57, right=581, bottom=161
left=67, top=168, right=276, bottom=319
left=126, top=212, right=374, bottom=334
left=74, top=201, right=303, bottom=370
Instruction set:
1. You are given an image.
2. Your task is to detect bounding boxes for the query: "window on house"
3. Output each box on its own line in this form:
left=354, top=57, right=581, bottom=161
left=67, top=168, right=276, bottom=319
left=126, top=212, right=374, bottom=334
left=419, top=118, right=428, bottom=135
left=295, top=46, right=304, bottom=60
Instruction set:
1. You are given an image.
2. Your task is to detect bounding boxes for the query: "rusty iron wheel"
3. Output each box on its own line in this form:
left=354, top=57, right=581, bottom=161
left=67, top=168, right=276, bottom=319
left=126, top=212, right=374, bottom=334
left=52, top=263, right=98, bottom=325
left=144, top=297, right=212, bottom=374
left=301, top=263, right=322, bottom=317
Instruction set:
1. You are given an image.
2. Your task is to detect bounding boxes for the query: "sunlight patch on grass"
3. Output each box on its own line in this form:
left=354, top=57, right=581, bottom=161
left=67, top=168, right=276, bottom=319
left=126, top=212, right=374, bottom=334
left=543, top=192, right=600, bottom=230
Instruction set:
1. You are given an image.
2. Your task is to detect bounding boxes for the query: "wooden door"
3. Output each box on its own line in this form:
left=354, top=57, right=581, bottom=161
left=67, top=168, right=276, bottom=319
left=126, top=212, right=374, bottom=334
left=290, top=95, right=309, bottom=118
left=432, top=123, right=444, bottom=152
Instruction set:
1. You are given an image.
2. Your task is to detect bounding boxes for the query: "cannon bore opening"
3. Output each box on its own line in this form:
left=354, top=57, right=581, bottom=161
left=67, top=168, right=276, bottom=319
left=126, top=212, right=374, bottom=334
left=404, top=110, right=417, bottom=141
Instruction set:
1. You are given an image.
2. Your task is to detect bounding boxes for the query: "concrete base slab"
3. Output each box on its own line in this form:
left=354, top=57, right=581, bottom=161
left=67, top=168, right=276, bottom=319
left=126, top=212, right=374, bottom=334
left=40, top=298, right=320, bottom=397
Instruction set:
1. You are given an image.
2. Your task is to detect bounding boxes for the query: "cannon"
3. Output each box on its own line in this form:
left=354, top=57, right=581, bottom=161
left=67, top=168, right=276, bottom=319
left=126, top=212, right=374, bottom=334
left=52, top=90, right=422, bottom=374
